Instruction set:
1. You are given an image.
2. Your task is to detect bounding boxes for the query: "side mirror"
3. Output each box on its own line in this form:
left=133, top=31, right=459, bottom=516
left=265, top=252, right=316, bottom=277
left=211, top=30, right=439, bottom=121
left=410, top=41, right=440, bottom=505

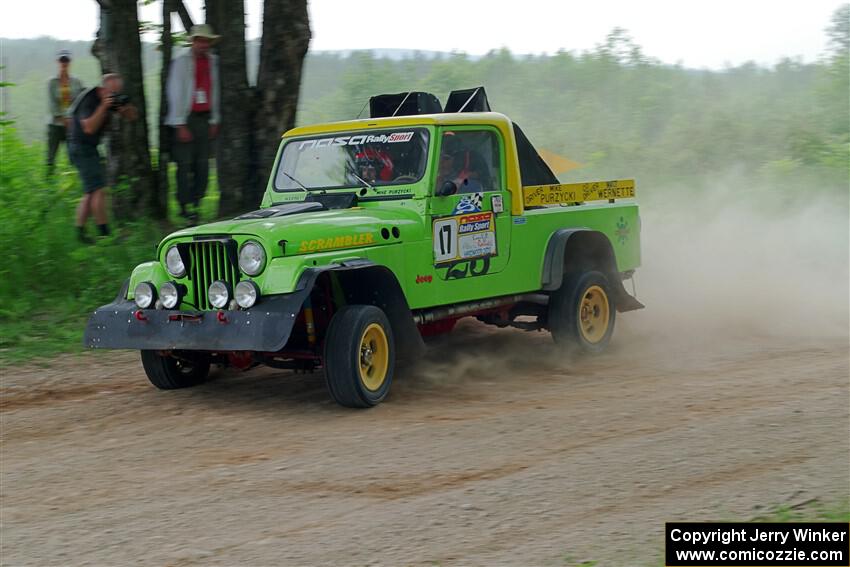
left=436, top=180, right=458, bottom=197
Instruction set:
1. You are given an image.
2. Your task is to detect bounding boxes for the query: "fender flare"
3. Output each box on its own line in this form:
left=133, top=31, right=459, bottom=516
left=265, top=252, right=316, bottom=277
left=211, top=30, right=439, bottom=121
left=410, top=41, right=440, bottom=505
left=305, top=260, right=426, bottom=361
left=541, top=229, right=644, bottom=312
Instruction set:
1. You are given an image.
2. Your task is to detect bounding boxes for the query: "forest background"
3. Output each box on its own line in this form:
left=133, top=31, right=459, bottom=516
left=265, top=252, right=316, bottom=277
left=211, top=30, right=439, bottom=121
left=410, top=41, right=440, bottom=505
left=0, top=5, right=847, bottom=362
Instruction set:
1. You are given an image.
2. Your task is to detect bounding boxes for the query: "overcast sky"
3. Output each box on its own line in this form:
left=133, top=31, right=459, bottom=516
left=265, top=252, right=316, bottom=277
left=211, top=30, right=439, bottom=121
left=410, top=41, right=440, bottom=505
left=0, top=0, right=844, bottom=68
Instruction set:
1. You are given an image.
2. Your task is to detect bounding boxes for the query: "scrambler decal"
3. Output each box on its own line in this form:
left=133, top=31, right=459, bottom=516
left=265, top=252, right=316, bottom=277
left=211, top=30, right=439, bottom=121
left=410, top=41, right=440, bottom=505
left=298, top=233, right=374, bottom=253
left=433, top=211, right=497, bottom=265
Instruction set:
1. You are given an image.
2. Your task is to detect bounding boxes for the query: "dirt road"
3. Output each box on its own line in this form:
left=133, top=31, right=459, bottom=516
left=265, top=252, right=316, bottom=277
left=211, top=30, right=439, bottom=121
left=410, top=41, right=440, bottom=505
left=3, top=196, right=848, bottom=565
left=2, top=315, right=847, bottom=566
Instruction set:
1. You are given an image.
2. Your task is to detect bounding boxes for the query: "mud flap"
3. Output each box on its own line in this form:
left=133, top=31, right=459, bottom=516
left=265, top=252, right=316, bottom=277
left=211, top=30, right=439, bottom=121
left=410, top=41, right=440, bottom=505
left=613, top=284, right=645, bottom=312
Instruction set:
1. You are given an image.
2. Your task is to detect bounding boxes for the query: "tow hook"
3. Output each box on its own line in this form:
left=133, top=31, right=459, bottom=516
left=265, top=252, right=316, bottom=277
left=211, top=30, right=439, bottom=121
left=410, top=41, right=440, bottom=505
left=217, top=311, right=229, bottom=324
left=134, top=310, right=148, bottom=322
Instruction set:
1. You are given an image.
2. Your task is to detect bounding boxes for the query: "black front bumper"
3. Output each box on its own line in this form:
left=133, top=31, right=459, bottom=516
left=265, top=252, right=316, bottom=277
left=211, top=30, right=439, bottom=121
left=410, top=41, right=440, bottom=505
left=83, top=293, right=309, bottom=352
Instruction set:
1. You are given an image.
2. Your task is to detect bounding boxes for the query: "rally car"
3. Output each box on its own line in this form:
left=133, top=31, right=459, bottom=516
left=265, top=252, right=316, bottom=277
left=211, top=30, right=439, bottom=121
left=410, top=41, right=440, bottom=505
left=85, top=87, right=642, bottom=407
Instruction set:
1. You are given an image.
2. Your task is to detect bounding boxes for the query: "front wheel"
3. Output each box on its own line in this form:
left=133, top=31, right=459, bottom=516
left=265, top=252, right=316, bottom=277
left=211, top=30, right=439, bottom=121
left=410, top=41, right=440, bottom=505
left=324, top=305, right=395, bottom=408
left=140, top=350, right=211, bottom=389
left=549, top=270, right=616, bottom=353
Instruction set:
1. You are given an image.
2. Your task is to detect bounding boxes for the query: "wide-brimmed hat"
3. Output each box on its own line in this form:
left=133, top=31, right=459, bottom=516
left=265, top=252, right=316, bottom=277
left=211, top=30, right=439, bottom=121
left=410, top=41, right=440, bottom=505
left=188, top=24, right=220, bottom=43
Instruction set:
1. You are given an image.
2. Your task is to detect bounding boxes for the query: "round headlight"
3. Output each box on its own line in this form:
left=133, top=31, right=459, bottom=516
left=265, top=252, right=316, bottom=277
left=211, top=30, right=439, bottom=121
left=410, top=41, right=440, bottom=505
left=133, top=282, right=156, bottom=309
left=235, top=280, right=260, bottom=309
left=208, top=280, right=231, bottom=309
left=165, top=246, right=186, bottom=278
left=160, top=281, right=181, bottom=309
left=239, top=241, right=266, bottom=276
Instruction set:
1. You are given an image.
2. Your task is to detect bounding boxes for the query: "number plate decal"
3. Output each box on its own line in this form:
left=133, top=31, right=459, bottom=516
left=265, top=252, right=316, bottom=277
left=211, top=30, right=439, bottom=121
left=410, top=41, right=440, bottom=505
left=433, top=212, right=497, bottom=265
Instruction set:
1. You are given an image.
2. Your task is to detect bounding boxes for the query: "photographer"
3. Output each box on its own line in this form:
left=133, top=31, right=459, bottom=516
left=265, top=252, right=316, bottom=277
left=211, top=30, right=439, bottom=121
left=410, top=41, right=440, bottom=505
left=68, top=73, right=138, bottom=243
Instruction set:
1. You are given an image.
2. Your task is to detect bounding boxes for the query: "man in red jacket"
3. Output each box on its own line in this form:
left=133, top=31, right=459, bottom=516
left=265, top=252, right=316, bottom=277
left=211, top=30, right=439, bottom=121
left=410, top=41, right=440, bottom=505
left=166, top=24, right=221, bottom=222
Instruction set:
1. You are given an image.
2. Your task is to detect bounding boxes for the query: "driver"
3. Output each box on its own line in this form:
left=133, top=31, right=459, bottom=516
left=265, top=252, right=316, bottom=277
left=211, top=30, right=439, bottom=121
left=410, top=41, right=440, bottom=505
left=354, top=147, right=393, bottom=182
left=355, top=155, right=379, bottom=183
left=437, top=132, right=486, bottom=193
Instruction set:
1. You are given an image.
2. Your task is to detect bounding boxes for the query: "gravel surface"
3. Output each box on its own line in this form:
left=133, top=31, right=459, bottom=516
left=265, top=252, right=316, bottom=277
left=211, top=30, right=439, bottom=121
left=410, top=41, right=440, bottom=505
left=3, top=195, right=848, bottom=565
left=2, top=316, right=847, bottom=566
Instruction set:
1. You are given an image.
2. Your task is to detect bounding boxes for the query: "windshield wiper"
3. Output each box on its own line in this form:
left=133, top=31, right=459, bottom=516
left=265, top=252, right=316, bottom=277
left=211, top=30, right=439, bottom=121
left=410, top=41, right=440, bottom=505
left=345, top=163, right=374, bottom=191
left=280, top=170, right=311, bottom=193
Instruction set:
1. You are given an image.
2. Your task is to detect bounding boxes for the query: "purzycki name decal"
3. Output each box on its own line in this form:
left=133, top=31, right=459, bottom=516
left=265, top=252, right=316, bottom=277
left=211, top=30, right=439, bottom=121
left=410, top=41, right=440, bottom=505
left=665, top=522, right=849, bottom=566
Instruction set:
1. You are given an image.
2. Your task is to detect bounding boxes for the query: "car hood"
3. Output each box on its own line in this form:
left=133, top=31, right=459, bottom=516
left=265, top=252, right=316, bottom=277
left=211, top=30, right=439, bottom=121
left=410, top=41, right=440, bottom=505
left=161, top=205, right=424, bottom=256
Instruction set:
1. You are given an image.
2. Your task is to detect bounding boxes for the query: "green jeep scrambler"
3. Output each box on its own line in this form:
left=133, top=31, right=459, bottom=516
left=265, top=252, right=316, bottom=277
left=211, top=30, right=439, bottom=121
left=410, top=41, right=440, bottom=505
left=85, top=88, right=643, bottom=407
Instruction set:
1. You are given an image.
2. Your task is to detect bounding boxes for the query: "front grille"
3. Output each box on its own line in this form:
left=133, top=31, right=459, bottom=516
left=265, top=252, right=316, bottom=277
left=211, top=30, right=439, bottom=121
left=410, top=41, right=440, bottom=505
left=186, top=240, right=239, bottom=310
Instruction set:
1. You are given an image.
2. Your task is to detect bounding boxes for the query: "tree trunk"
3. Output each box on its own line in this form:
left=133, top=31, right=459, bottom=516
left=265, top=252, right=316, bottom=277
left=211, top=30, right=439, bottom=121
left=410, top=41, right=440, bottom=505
left=174, top=0, right=194, bottom=33
left=205, top=0, right=253, bottom=217
left=154, top=0, right=174, bottom=220
left=93, top=0, right=157, bottom=220
left=253, top=0, right=311, bottom=205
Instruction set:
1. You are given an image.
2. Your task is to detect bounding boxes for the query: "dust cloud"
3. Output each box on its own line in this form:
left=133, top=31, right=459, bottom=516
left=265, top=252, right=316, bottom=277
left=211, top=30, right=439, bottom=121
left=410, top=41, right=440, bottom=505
left=409, top=180, right=849, bottom=386
left=627, top=185, right=849, bottom=345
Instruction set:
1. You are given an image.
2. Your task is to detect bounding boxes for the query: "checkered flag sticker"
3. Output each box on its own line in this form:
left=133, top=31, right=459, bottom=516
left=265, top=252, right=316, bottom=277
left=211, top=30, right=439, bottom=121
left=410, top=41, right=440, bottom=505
left=453, top=192, right=484, bottom=214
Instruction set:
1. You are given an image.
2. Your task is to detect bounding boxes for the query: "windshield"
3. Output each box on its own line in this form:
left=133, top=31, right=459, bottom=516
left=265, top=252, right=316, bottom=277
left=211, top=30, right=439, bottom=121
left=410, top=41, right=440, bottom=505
left=274, top=128, right=430, bottom=192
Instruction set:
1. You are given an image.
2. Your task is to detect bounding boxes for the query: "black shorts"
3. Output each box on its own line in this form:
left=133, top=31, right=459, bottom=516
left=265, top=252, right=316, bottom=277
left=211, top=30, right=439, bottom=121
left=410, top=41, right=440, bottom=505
left=69, top=143, right=106, bottom=194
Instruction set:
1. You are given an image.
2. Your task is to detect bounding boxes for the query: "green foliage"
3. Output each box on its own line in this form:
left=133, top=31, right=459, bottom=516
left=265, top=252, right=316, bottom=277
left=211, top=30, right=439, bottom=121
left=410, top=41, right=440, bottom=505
left=0, top=130, right=168, bottom=364
left=826, top=3, right=850, bottom=57
left=0, top=66, right=14, bottom=127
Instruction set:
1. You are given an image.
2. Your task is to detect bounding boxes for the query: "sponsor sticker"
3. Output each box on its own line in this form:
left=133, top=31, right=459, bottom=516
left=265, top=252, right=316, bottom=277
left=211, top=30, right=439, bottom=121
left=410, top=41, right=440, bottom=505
left=387, top=131, right=414, bottom=143
left=433, top=211, right=496, bottom=265
left=451, top=192, right=483, bottom=214
left=297, top=132, right=416, bottom=151
left=522, top=179, right=635, bottom=207
left=616, top=216, right=630, bottom=244
left=491, top=194, right=504, bottom=213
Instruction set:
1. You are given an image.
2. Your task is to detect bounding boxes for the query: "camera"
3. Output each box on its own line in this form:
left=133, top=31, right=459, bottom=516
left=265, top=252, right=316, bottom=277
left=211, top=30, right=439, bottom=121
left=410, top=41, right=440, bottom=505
left=109, top=93, right=131, bottom=109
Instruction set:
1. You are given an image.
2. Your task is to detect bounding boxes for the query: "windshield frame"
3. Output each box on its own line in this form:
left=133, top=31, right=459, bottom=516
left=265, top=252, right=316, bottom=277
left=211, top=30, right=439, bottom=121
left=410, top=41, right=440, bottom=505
left=273, top=127, right=432, bottom=193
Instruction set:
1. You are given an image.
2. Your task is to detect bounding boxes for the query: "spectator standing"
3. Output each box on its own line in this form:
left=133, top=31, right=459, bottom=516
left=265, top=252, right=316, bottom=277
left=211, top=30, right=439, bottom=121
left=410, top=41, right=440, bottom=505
left=46, top=49, right=84, bottom=175
left=68, top=73, right=138, bottom=243
left=165, top=24, right=221, bottom=222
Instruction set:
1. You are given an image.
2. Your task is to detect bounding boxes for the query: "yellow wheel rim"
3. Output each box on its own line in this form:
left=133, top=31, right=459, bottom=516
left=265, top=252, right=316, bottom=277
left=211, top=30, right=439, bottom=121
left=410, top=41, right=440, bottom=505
left=358, top=323, right=389, bottom=391
left=578, top=285, right=610, bottom=344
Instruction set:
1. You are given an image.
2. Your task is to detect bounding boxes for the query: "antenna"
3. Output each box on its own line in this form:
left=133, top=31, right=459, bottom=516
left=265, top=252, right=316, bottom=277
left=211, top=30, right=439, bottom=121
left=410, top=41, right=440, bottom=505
left=456, top=87, right=481, bottom=113
left=391, top=91, right=413, bottom=117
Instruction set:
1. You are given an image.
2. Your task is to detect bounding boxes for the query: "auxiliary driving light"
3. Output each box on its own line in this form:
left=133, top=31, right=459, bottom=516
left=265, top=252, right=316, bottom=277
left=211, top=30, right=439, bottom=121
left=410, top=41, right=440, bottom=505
left=165, top=245, right=186, bottom=278
left=133, top=282, right=156, bottom=309
left=159, top=281, right=182, bottom=309
left=208, top=280, right=232, bottom=309
left=235, top=280, right=260, bottom=309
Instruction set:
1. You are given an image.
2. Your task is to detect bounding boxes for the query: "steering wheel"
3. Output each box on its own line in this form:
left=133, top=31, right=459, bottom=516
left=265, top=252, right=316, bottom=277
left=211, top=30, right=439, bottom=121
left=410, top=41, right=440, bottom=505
left=392, top=174, right=418, bottom=183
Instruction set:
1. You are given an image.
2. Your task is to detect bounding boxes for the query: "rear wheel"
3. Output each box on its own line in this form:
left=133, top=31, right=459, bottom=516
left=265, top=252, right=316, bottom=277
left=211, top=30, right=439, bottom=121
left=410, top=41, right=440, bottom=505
left=324, top=305, right=395, bottom=408
left=140, top=350, right=211, bottom=389
left=549, top=270, right=616, bottom=353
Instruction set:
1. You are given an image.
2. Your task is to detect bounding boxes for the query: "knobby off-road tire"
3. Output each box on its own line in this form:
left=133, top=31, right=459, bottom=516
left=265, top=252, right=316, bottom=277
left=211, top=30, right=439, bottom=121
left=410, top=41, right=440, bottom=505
left=140, top=350, right=211, bottom=390
left=549, top=270, right=616, bottom=353
left=324, top=305, right=395, bottom=408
